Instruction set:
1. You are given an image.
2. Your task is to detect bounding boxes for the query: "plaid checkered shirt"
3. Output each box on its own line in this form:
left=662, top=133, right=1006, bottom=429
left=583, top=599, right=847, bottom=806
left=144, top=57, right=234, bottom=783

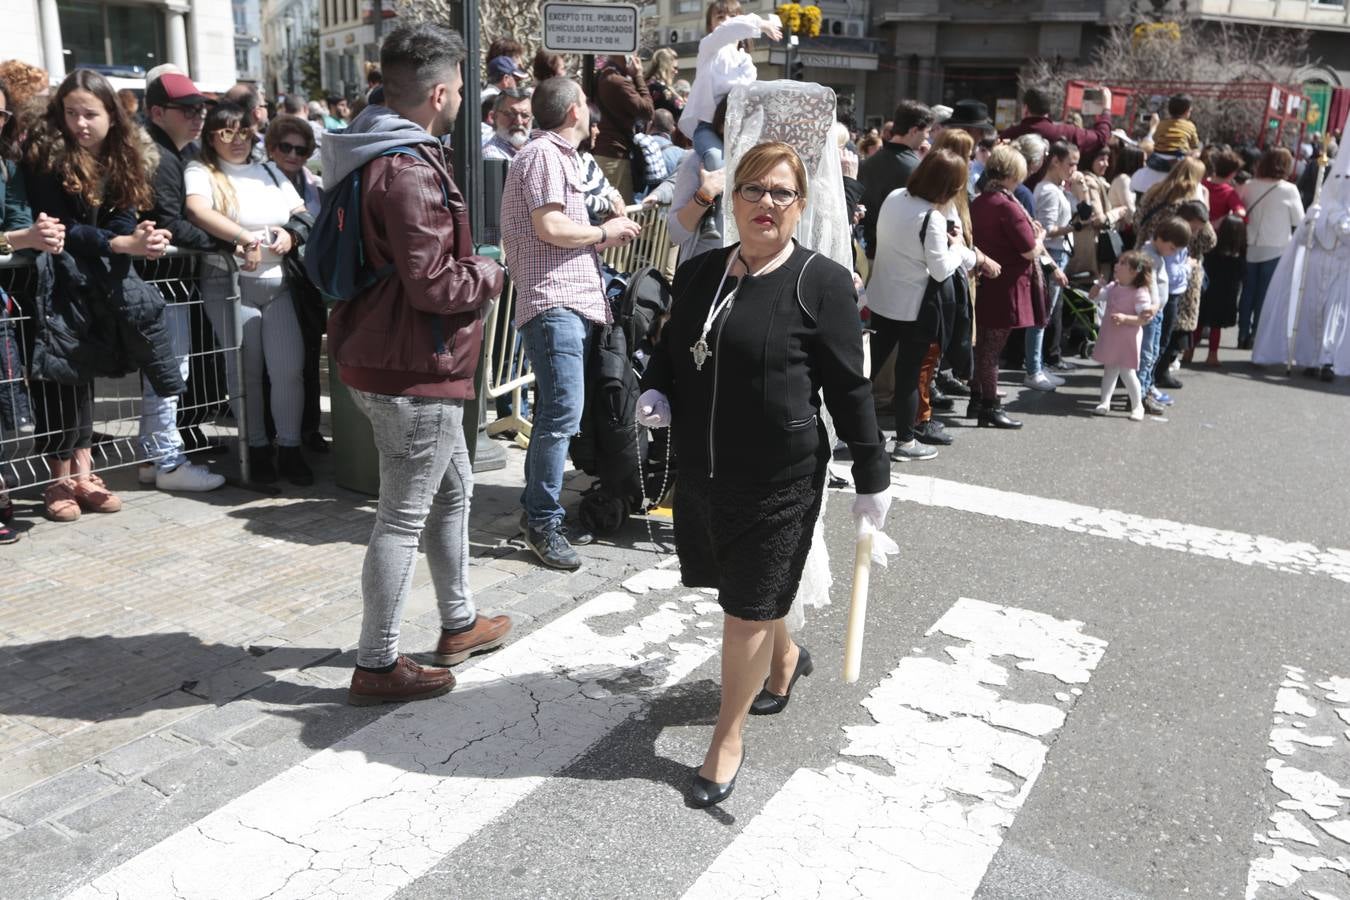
left=501, top=130, right=612, bottom=329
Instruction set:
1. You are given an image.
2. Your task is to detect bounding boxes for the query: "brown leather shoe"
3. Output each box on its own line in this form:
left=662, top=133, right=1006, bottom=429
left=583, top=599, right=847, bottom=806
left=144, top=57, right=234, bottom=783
left=347, top=655, right=455, bottom=706
left=433, top=614, right=513, bottom=666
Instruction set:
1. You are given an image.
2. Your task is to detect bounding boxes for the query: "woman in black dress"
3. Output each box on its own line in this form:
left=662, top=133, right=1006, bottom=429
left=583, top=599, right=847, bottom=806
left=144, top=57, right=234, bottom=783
left=638, top=141, right=891, bottom=807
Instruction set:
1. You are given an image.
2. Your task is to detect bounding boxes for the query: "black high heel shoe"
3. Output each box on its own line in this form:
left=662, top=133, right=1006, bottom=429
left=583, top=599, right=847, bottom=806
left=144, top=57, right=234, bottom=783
left=750, top=646, right=813, bottom=715
left=689, top=749, right=745, bottom=808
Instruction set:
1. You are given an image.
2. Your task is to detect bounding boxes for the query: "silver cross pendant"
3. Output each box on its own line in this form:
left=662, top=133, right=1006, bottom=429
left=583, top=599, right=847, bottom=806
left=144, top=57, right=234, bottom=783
left=690, top=338, right=710, bottom=372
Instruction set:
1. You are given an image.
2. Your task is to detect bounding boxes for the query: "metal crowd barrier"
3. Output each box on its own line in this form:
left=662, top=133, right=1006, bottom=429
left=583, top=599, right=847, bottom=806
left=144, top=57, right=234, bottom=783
left=0, top=248, right=249, bottom=495
left=484, top=203, right=674, bottom=448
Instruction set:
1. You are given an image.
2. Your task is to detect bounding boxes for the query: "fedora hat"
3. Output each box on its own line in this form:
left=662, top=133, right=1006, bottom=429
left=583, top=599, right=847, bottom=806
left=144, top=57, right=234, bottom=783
left=945, top=99, right=995, bottom=131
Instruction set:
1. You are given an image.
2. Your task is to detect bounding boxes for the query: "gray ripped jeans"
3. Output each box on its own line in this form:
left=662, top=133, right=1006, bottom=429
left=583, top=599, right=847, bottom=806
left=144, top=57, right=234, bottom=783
left=353, top=390, right=477, bottom=667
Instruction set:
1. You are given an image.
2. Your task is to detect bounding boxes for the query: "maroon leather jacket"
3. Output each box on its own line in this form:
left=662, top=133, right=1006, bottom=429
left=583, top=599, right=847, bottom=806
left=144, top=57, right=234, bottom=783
left=999, top=114, right=1113, bottom=187
left=329, top=144, right=504, bottom=399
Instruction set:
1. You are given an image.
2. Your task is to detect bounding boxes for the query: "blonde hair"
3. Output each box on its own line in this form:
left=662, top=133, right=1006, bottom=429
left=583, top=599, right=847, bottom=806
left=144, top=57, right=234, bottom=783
left=1140, top=157, right=1206, bottom=213
left=732, top=141, right=808, bottom=201
left=933, top=130, right=974, bottom=244
left=645, top=48, right=678, bottom=86
left=983, top=144, right=1027, bottom=187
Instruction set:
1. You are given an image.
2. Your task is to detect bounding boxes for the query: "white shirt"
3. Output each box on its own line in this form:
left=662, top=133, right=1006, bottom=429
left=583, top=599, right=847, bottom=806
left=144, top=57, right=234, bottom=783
left=184, top=158, right=302, bottom=279
left=1034, top=179, right=1073, bottom=253
left=1240, top=178, right=1304, bottom=263
left=867, top=189, right=971, bottom=322
left=677, top=14, right=767, bottom=140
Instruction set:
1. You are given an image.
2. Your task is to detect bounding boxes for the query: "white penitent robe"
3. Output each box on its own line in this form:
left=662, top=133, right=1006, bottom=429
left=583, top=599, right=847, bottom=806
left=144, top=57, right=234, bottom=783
left=722, top=80, right=853, bottom=629
left=1252, top=150, right=1350, bottom=375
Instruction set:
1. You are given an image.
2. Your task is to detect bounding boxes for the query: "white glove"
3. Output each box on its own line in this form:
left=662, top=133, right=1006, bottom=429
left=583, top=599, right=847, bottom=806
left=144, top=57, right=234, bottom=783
left=851, top=491, right=891, bottom=532
left=637, top=389, right=671, bottom=428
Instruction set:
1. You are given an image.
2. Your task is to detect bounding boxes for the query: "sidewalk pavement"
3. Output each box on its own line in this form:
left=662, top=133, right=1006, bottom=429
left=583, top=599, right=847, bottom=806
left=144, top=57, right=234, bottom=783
left=0, top=435, right=671, bottom=848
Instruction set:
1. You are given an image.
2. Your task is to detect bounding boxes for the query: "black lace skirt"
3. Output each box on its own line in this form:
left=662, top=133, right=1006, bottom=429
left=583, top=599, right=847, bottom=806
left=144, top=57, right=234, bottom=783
left=673, top=467, right=825, bottom=621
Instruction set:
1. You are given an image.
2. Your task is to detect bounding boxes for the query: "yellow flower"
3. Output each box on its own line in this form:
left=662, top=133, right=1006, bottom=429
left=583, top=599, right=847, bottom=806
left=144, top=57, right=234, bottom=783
left=777, top=3, right=802, bottom=34
left=802, top=5, right=822, bottom=37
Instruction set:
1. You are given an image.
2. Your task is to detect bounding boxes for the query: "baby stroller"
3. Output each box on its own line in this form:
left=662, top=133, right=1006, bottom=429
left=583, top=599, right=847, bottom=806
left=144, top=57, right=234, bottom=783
left=1061, top=270, right=1103, bottom=360
left=569, top=264, right=672, bottom=535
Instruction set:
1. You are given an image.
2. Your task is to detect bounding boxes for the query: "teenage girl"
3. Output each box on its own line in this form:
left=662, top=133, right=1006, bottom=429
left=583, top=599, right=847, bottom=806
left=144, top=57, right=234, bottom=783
left=1090, top=251, right=1157, bottom=421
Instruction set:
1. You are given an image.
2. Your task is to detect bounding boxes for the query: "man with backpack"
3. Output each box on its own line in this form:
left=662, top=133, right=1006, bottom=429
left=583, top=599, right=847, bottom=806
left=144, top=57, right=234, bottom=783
left=317, top=23, right=513, bottom=706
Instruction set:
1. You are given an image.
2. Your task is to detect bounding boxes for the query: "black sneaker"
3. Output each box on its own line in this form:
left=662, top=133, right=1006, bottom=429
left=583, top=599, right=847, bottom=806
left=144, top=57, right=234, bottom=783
left=248, top=445, right=278, bottom=484
left=276, top=446, right=314, bottom=486
left=525, top=523, right=582, bottom=571
left=1156, top=371, right=1183, bottom=390
left=912, top=420, right=954, bottom=446
left=518, top=512, right=593, bottom=546
left=936, top=372, right=971, bottom=397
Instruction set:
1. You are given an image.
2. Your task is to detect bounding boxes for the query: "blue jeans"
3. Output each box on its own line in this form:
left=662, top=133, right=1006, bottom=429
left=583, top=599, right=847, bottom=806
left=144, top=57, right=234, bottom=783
left=694, top=121, right=724, bottom=172
left=1240, top=257, right=1280, bottom=342
left=520, top=307, right=592, bottom=531
left=138, top=303, right=192, bottom=471
left=352, top=390, right=477, bottom=668
left=1025, top=249, right=1069, bottom=375
left=1138, top=306, right=1165, bottom=397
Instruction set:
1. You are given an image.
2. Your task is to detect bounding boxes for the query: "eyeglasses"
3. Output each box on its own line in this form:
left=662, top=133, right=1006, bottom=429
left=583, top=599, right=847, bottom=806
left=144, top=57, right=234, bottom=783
left=0, top=110, right=11, bottom=124
left=169, top=104, right=208, bottom=119
left=734, top=183, right=801, bottom=206
left=276, top=140, right=310, bottom=156
left=212, top=128, right=253, bottom=144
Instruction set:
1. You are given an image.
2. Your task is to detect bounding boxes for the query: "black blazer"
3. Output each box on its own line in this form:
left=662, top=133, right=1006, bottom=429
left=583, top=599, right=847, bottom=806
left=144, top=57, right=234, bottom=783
left=642, top=242, right=889, bottom=495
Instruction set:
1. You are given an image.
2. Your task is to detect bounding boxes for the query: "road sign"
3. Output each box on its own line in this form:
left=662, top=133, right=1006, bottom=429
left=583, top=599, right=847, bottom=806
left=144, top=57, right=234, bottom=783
left=542, top=2, right=639, bottom=55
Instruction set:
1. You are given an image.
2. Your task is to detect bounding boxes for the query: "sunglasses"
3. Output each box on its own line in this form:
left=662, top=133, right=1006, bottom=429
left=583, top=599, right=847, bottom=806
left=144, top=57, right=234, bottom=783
left=212, top=128, right=254, bottom=144
left=276, top=140, right=310, bottom=156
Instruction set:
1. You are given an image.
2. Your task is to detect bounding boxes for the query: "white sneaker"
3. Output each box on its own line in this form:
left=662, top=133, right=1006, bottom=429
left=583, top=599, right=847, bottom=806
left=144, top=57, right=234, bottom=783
left=1044, top=371, right=1066, bottom=387
left=1092, top=403, right=1109, bottom=416
left=156, top=462, right=226, bottom=492
left=1129, top=406, right=1145, bottom=422
left=1024, top=372, right=1058, bottom=392
left=138, top=464, right=157, bottom=485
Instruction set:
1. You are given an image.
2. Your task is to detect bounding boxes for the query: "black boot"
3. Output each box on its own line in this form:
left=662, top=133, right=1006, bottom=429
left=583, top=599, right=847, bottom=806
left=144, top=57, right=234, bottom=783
left=929, top=380, right=955, bottom=412
left=964, top=391, right=982, bottom=420
left=276, top=446, right=314, bottom=486
left=977, top=401, right=1022, bottom=430
left=248, top=445, right=277, bottom=483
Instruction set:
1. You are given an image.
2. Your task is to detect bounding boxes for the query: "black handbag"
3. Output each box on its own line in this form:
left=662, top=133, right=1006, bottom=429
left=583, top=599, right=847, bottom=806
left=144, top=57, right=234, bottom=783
left=1097, top=227, right=1124, bottom=265
left=915, top=211, right=957, bottom=346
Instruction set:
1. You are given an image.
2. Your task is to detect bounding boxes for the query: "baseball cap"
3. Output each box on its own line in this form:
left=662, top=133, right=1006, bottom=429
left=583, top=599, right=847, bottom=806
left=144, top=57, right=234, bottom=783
left=145, top=73, right=209, bottom=109
left=1111, top=128, right=1137, bottom=147
left=487, top=56, right=528, bottom=82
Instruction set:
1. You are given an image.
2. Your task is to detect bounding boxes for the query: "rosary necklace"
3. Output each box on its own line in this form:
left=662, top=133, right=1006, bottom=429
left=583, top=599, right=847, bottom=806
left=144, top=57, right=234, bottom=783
left=690, top=243, right=794, bottom=371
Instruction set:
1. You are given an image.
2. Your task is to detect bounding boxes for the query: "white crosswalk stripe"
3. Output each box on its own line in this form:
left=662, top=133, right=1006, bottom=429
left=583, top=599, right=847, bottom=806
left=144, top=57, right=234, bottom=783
left=682, top=598, right=1107, bottom=900
left=883, top=473, right=1350, bottom=584
left=67, top=564, right=724, bottom=900
left=1246, top=665, right=1350, bottom=899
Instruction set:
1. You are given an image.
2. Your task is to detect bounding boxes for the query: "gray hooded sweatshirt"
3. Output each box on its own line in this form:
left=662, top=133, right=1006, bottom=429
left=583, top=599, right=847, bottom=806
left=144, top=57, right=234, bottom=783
left=319, top=104, right=441, bottom=190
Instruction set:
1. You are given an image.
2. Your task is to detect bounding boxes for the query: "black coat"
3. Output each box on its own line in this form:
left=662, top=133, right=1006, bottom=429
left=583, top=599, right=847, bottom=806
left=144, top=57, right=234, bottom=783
left=641, top=243, right=888, bottom=495
left=859, top=142, right=919, bottom=259
left=29, top=250, right=185, bottom=397
left=146, top=125, right=229, bottom=252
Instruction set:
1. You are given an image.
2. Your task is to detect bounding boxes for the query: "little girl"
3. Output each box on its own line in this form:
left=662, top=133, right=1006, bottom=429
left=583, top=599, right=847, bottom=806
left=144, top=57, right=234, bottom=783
left=1091, top=251, right=1157, bottom=421
left=677, top=0, right=782, bottom=173
left=1194, top=215, right=1246, bottom=368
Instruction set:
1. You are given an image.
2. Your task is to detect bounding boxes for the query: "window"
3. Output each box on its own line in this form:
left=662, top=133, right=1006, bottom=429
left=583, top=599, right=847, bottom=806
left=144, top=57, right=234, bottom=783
left=236, top=46, right=251, bottom=74
left=58, top=1, right=166, bottom=70
left=677, top=0, right=700, bottom=13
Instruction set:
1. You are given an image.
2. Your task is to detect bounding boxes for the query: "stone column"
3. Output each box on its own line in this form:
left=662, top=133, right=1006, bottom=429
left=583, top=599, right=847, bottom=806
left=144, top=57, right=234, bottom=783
left=38, top=0, right=66, bottom=81
left=166, top=5, right=191, bottom=73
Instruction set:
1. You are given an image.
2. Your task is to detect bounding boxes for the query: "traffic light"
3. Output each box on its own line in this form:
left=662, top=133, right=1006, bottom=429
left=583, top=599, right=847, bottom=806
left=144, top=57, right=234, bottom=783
left=789, top=57, right=805, bottom=81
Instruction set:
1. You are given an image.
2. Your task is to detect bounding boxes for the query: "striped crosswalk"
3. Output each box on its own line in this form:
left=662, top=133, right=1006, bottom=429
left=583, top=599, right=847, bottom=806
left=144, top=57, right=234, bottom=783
left=34, top=478, right=1350, bottom=899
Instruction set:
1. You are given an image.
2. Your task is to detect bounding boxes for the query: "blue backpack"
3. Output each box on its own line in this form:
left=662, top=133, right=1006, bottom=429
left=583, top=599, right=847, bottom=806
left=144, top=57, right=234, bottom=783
left=304, top=145, right=447, bottom=302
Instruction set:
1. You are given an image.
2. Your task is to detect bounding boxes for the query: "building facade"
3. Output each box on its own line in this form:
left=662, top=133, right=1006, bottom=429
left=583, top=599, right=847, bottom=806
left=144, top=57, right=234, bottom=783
left=0, top=0, right=238, bottom=91
left=262, top=0, right=319, bottom=98
left=318, top=0, right=394, bottom=100
left=233, top=0, right=263, bottom=84
left=866, top=0, right=1350, bottom=129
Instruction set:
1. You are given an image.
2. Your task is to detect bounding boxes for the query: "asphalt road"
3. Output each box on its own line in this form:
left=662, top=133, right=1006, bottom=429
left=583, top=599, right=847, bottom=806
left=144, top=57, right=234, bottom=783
left=23, top=349, right=1350, bottom=900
